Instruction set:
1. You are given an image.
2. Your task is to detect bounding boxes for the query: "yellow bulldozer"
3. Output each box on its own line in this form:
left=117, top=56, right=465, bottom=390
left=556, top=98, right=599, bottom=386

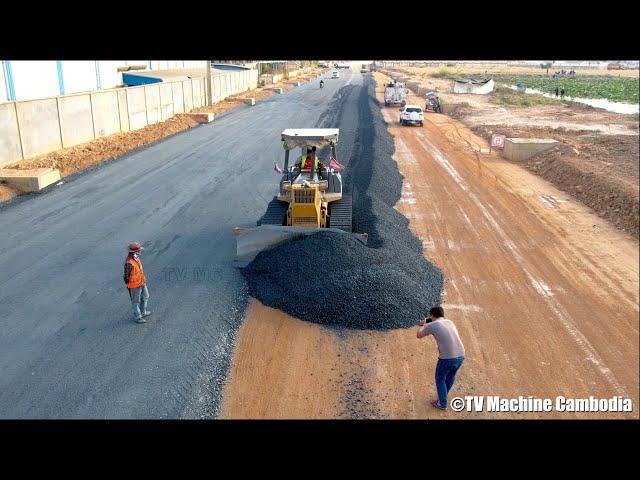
left=234, top=128, right=368, bottom=266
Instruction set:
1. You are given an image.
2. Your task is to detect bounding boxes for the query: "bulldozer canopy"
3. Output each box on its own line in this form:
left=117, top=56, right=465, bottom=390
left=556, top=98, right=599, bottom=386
left=281, top=129, right=339, bottom=150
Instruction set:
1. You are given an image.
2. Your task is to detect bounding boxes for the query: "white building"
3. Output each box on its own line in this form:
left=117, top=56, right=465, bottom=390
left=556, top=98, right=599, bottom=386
left=1, top=61, right=208, bottom=103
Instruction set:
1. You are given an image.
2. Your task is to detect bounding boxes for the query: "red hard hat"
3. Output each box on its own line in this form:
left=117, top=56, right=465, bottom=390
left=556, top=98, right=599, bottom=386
left=128, top=242, right=144, bottom=252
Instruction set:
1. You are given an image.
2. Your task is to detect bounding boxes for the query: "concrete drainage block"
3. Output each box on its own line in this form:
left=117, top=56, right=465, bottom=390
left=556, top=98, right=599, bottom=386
left=503, top=138, right=559, bottom=161
left=244, top=98, right=256, bottom=106
left=274, top=88, right=283, bottom=94
left=186, top=112, right=215, bottom=124
left=0, top=167, right=61, bottom=192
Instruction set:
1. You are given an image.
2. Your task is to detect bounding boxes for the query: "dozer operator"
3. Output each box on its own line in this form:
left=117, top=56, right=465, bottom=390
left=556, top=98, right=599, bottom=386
left=294, top=146, right=325, bottom=173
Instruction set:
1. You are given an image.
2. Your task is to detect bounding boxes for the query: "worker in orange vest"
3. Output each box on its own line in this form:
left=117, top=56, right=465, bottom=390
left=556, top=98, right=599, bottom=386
left=124, top=242, right=151, bottom=324
left=294, top=146, right=325, bottom=171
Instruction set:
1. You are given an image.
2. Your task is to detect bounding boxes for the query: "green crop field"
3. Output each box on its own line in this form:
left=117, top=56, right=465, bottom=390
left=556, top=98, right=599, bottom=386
left=490, top=87, right=569, bottom=107
left=490, top=74, right=639, bottom=104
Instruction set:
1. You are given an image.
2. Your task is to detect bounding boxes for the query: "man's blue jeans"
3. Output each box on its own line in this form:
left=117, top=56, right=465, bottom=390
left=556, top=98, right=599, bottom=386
left=435, top=356, right=465, bottom=408
left=129, top=285, right=149, bottom=320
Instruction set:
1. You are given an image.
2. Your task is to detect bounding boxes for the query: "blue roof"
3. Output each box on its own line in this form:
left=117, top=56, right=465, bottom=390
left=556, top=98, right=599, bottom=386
left=211, top=64, right=250, bottom=71
left=122, top=73, right=163, bottom=86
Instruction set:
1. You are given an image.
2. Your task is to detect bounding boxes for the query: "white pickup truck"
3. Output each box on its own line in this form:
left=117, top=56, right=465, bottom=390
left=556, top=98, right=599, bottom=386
left=384, top=82, right=407, bottom=106
left=399, top=105, right=424, bottom=126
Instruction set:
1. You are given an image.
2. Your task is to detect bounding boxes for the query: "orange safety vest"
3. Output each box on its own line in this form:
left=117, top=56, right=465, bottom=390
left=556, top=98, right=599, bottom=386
left=126, top=256, right=146, bottom=288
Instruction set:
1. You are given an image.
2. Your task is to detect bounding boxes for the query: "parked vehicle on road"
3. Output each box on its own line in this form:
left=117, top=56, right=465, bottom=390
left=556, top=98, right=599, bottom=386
left=384, top=82, right=407, bottom=106
left=331, top=70, right=340, bottom=79
left=399, top=105, right=424, bottom=126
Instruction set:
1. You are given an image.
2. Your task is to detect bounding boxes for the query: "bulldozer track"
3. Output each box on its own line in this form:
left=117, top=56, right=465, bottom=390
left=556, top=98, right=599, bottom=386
left=329, top=195, right=353, bottom=232
left=258, top=197, right=287, bottom=226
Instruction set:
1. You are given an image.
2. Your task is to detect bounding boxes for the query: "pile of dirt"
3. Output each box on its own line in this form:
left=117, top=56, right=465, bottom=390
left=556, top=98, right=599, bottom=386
left=472, top=124, right=640, bottom=238
left=242, top=77, right=444, bottom=330
left=6, top=114, right=200, bottom=178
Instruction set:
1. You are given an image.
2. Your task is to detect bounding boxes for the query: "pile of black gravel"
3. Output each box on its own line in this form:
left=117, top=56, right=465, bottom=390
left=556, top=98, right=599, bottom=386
left=242, top=77, right=444, bottom=330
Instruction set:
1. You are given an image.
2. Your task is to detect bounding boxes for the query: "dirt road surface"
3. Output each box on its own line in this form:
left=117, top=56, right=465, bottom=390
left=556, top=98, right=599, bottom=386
left=220, top=72, right=639, bottom=419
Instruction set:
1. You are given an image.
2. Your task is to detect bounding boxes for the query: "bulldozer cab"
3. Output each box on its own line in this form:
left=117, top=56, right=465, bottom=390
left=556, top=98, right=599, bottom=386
left=278, top=128, right=342, bottom=203
left=282, top=129, right=338, bottom=172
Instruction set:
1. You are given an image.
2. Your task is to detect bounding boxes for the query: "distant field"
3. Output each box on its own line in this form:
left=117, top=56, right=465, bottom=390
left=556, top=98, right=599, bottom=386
left=393, top=65, right=640, bottom=104
left=491, top=75, right=639, bottom=104
left=490, top=87, right=570, bottom=107
left=393, top=64, right=640, bottom=79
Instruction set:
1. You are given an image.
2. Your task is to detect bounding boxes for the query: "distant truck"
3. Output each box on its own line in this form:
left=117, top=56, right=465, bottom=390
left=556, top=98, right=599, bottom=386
left=360, top=63, right=368, bottom=73
left=335, top=63, right=350, bottom=69
left=384, top=81, right=408, bottom=106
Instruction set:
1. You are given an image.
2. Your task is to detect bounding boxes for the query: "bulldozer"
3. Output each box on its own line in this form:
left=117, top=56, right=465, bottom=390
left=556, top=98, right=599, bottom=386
left=234, top=128, right=368, bottom=266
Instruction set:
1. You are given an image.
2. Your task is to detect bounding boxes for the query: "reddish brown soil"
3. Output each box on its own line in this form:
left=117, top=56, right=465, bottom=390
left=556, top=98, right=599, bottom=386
left=471, top=124, right=639, bottom=239
left=219, top=73, right=639, bottom=419
left=5, top=114, right=201, bottom=179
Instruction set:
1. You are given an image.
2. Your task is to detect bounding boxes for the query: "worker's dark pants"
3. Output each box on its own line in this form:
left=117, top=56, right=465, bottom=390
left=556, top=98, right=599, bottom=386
left=129, top=285, right=149, bottom=320
left=435, top=356, right=464, bottom=408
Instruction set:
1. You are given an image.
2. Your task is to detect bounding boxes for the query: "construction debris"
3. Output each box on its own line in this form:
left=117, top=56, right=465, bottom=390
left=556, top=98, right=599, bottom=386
left=452, top=78, right=495, bottom=94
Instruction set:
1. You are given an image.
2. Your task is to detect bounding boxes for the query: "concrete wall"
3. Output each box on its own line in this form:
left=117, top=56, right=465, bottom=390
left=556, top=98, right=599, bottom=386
left=126, top=87, right=147, bottom=131
left=58, top=94, right=94, bottom=148
left=0, top=103, right=23, bottom=163
left=0, top=69, right=259, bottom=166
left=16, top=98, right=63, bottom=160
left=92, top=91, right=121, bottom=137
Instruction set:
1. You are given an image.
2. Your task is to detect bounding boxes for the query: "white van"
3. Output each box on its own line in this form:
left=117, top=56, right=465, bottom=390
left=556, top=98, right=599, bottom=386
left=331, top=70, right=340, bottom=79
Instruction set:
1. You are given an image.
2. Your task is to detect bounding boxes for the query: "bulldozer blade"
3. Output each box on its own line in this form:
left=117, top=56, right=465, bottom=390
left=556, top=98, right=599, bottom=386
left=234, top=225, right=368, bottom=267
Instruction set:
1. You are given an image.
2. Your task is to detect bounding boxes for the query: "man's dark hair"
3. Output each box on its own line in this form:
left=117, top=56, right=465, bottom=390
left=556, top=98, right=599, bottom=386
left=311, top=146, right=317, bottom=151
left=429, top=306, right=444, bottom=319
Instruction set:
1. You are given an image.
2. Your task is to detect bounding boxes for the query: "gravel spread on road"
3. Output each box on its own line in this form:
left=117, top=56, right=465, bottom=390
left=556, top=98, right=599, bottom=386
left=243, top=77, right=444, bottom=329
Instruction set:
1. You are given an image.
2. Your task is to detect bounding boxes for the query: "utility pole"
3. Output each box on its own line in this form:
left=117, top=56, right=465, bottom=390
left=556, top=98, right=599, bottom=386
left=206, top=60, right=213, bottom=106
